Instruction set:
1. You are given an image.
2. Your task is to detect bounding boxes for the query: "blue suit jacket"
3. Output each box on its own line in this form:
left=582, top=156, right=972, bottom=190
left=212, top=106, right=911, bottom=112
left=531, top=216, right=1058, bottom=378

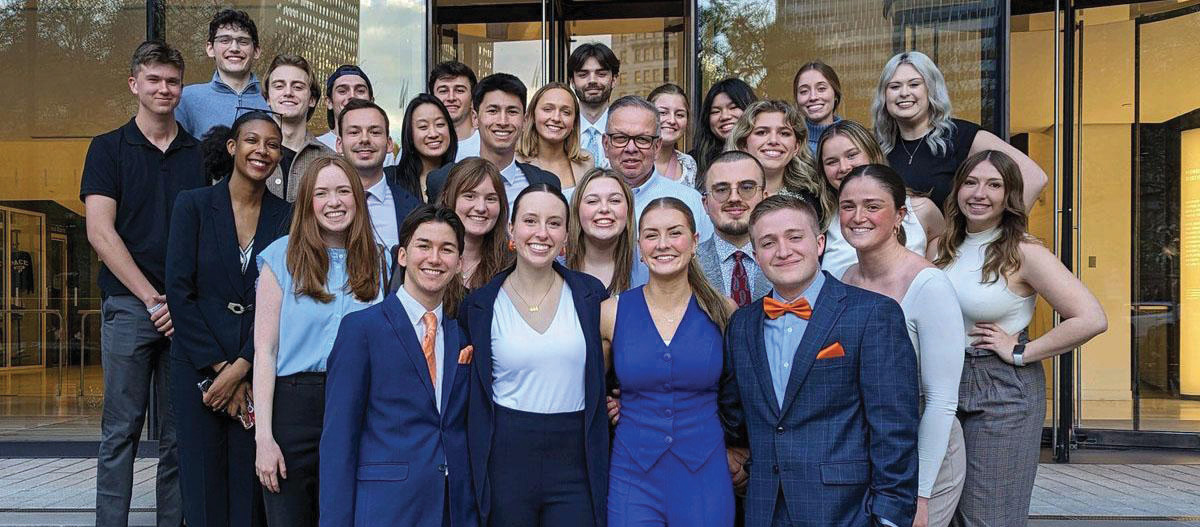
left=165, top=179, right=291, bottom=371
left=719, top=273, right=919, bottom=527
left=320, top=294, right=478, bottom=527
left=458, top=262, right=610, bottom=527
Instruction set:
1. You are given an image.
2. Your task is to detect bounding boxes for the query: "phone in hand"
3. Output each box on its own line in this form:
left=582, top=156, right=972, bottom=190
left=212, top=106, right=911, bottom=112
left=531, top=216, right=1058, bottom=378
left=197, top=378, right=213, bottom=393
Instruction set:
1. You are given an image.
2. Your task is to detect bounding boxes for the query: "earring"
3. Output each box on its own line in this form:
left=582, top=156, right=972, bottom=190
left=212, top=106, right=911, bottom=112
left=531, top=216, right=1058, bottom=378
left=507, top=240, right=515, bottom=251
left=560, top=246, right=567, bottom=257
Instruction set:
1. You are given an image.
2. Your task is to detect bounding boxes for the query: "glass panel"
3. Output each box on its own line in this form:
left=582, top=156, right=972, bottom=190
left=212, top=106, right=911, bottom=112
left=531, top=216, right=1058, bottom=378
left=8, top=210, right=45, bottom=370
left=566, top=17, right=686, bottom=101
left=437, top=21, right=545, bottom=92
left=165, top=2, right=428, bottom=140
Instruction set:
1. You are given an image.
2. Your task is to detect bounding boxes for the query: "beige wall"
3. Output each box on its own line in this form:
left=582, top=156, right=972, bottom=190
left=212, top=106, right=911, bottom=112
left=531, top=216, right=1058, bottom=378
left=0, top=140, right=90, bottom=215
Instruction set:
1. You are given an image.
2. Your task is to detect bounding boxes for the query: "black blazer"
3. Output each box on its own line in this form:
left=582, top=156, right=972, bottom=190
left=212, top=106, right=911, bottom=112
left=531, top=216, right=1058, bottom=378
left=458, top=262, right=609, bottom=527
left=424, top=158, right=561, bottom=204
left=165, top=178, right=292, bottom=371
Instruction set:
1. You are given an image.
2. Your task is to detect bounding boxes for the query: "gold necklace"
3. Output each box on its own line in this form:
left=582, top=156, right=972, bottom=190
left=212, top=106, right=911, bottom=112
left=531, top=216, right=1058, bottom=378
left=509, top=279, right=555, bottom=312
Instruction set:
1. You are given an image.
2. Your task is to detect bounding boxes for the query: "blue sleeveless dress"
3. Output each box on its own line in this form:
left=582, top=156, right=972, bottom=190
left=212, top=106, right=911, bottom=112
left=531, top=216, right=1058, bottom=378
left=608, top=286, right=734, bottom=526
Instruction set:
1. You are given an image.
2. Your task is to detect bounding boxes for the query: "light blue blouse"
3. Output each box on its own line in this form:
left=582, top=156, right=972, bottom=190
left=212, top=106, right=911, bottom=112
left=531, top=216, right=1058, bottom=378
left=257, top=236, right=384, bottom=376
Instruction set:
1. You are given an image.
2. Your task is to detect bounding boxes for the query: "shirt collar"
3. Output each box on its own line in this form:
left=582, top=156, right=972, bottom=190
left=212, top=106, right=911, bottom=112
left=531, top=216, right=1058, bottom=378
left=210, top=70, right=262, bottom=94
left=714, top=234, right=754, bottom=263
left=582, top=110, right=607, bottom=133
left=364, top=176, right=390, bottom=203
left=122, top=117, right=197, bottom=151
left=395, top=284, right=444, bottom=328
left=771, top=271, right=825, bottom=306
left=629, top=169, right=664, bottom=194
left=499, top=158, right=522, bottom=184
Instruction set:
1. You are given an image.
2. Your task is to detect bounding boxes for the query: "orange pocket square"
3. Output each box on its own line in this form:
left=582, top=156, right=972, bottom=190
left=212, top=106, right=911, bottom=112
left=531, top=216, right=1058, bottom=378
left=816, top=342, right=845, bottom=360
left=457, top=346, right=474, bottom=365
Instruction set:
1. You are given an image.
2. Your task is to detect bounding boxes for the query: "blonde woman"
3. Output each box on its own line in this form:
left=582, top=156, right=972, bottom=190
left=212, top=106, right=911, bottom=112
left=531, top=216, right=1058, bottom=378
left=566, top=168, right=636, bottom=294
left=516, top=82, right=593, bottom=189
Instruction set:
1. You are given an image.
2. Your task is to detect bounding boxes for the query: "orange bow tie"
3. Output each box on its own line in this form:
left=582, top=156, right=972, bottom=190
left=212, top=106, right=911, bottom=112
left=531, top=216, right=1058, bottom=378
left=763, top=296, right=813, bottom=320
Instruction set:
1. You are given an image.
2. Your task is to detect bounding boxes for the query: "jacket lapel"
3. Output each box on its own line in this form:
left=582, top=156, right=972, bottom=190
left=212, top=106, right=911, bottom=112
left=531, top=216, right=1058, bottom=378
left=746, top=301, right=781, bottom=419
left=470, top=269, right=512, bottom=403
left=779, top=274, right=847, bottom=416
left=381, top=295, right=437, bottom=404
left=559, top=263, right=601, bottom=431
left=209, top=180, right=246, bottom=296
left=245, top=193, right=289, bottom=298
left=439, top=317, right=460, bottom=416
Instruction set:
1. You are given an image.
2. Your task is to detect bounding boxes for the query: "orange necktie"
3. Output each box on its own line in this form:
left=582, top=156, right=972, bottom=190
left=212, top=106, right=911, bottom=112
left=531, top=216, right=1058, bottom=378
left=763, top=296, right=813, bottom=320
left=421, top=312, right=438, bottom=386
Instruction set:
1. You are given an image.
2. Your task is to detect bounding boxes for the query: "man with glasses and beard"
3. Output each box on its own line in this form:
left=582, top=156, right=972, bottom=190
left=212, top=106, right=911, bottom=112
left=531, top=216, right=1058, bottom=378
left=697, top=151, right=772, bottom=307
left=570, top=43, right=620, bottom=168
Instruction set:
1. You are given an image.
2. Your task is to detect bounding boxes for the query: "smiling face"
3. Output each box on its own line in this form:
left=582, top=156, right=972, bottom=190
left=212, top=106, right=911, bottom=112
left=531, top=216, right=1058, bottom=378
left=838, top=176, right=904, bottom=252
left=795, top=69, right=836, bottom=125
left=206, top=25, right=260, bottom=76
left=327, top=74, right=371, bottom=123
left=571, top=57, right=617, bottom=106
left=411, top=102, right=450, bottom=160
left=311, top=165, right=357, bottom=236
left=129, top=62, right=183, bottom=116
left=957, top=160, right=1007, bottom=230
left=577, top=176, right=629, bottom=244
left=227, top=119, right=282, bottom=182
left=432, top=75, right=473, bottom=125
left=653, top=93, right=689, bottom=145
left=708, top=92, right=743, bottom=140
left=454, top=177, right=501, bottom=239
left=751, top=207, right=824, bottom=298
left=744, top=111, right=800, bottom=173
left=638, top=206, right=697, bottom=278
left=703, top=158, right=764, bottom=239
left=477, top=89, right=524, bottom=154
left=885, top=63, right=929, bottom=124
left=533, top=87, right=577, bottom=145
left=267, top=65, right=316, bottom=121
left=337, top=107, right=392, bottom=176
left=398, top=221, right=462, bottom=303
left=509, top=191, right=569, bottom=268
left=604, top=106, right=660, bottom=185
left=820, top=134, right=869, bottom=189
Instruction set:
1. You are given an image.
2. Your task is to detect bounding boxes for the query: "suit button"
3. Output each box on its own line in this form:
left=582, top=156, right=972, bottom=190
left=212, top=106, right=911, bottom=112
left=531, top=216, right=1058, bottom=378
left=663, top=353, right=672, bottom=361
left=665, top=436, right=673, bottom=444
left=663, top=383, right=671, bottom=390
left=437, top=464, right=447, bottom=475
left=773, top=464, right=780, bottom=474
left=665, top=408, right=673, bottom=417
left=776, top=426, right=784, bottom=435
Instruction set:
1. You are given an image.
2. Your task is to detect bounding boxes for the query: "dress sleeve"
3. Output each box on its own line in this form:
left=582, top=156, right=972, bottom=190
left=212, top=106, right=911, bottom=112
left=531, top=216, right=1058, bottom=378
left=910, top=269, right=966, bottom=497
left=257, top=237, right=291, bottom=297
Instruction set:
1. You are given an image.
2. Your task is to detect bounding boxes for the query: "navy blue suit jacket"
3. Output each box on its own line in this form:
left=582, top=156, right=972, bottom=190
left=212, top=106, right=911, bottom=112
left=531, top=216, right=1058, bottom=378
left=719, top=273, right=919, bottom=527
left=165, top=178, right=291, bottom=371
left=458, top=262, right=610, bottom=527
left=424, top=158, right=561, bottom=204
left=320, top=293, right=478, bottom=527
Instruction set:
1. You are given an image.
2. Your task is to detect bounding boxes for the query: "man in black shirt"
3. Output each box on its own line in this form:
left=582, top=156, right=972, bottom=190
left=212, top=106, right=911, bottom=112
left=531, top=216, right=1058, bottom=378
left=80, top=41, right=203, bottom=527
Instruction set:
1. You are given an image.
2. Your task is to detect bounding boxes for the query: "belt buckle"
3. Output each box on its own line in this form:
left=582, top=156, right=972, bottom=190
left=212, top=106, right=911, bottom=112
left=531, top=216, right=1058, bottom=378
left=227, top=302, right=246, bottom=315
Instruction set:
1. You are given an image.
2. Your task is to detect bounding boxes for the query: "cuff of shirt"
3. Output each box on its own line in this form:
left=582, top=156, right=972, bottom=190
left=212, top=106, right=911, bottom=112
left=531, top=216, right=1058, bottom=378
left=878, top=518, right=898, bottom=527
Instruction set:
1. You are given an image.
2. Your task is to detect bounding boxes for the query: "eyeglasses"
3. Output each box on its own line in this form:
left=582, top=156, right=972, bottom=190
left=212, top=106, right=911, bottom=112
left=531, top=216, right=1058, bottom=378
left=704, top=181, right=762, bottom=202
left=235, top=106, right=282, bottom=119
left=606, top=133, right=658, bottom=150
left=212, top=36, right=254, bottom=48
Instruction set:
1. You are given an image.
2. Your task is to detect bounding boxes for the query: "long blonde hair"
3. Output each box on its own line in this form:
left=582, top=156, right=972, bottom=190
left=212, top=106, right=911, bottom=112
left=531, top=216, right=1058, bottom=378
left=286, top=156, right=380, bottom=303
left=933, top=150, right=1034, bottom=283
left=726, top=100, right=832, bottom=230
left=871, top=51, right=957, bottom=156
left=812, top=119, right=886, bottom=218
left=567, top=168, right=636, bottom=294
left=516, top=82, right=591, bottom=164
left=639, top=198, right=731, bottom=331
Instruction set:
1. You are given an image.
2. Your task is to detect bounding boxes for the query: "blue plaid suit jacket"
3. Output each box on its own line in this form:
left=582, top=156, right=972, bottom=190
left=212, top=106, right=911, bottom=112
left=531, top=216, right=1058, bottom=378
left=719, top=272, right=919, bottom=527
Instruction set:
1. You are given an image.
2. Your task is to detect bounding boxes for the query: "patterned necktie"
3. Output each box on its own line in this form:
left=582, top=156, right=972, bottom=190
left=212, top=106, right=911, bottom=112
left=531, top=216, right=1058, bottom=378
left=421, top=312, right=438, bottom=386
left=730, top=251, right=752, bottom=307
left=763, top=296, right=813, bottom=320
left=585, top=128, right=604, bottom=167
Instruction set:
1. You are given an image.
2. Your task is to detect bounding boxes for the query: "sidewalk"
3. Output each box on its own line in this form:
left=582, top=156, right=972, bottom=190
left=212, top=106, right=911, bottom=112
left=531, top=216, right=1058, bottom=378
left=0, top=458, right=1198, bottom=526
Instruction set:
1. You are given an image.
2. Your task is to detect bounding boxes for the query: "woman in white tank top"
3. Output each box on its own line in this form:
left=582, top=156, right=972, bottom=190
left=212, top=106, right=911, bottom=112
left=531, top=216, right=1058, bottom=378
left=931, top=150, right=1106, bottom=527
left=836, top=164, right=965, bottom=527
left=813, top=120, right=945, bottom=278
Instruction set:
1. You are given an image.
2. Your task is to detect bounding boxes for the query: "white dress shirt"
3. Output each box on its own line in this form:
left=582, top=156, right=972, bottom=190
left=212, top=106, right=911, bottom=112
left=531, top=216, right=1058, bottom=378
left=364, top=176, right=399, bottom=250
left=395, top=284, right=446, bottom=412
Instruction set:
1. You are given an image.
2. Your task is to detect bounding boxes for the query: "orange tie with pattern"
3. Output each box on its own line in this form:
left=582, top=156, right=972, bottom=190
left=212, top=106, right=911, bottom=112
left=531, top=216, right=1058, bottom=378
left=762, top=296, right=813, bottom=320
left=421, top=312, right=438, bottom=385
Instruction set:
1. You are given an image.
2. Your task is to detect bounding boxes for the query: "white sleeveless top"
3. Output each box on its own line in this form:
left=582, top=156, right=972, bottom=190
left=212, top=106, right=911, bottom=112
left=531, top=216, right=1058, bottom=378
left=822, top=195, right=928, bottom=279
left=491, top=283, right=587, bottom=413
left=942, top=227, right=1036, bottom=348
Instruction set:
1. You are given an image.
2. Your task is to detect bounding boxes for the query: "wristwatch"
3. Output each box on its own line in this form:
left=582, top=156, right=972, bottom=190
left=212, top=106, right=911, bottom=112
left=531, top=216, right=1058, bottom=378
left=1012, top=344, right=1026, bottom=367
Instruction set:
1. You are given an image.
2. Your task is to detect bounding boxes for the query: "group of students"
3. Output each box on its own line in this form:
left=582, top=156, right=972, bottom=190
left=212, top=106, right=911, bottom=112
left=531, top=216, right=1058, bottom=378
left=80, top=7, right=1110, bottom=527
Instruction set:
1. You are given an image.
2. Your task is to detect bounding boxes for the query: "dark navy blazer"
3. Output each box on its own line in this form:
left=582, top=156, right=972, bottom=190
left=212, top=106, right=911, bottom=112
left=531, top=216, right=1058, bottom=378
left=458, top=262, right=610, bottom=527
left=424, top=158, right=561, bottom=204
left=719, top=273, right=919, bottom=527
left=165, top=178, right=291, bottom=371
left=320, top=293, right=478, bottom=527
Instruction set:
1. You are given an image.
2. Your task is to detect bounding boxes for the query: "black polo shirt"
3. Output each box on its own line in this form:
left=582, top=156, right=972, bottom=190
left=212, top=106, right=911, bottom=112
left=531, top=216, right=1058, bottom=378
left=79, top=118, right=205, bottom=298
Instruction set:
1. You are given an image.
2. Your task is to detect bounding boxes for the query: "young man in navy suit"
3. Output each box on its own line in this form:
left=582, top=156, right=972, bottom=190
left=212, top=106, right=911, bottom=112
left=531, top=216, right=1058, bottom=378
left=321, top=206, right=478, bottom=527
left=719, top=195, right=919, bottom=527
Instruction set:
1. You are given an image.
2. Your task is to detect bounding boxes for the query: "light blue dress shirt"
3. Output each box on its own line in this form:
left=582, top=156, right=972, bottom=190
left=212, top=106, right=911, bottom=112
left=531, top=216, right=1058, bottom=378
left=394, top=284, right=445, bottom=412
left=762, top=271, right=825, bottom=408
left=499, top=158, right=529, bottom=213
left=175, top=71, right=269, bottom=139
left=579, top=111, right=610, bottom=169
left=257, top=236, right=384, bottom=376
left=365, top=176, right=399, bottom=250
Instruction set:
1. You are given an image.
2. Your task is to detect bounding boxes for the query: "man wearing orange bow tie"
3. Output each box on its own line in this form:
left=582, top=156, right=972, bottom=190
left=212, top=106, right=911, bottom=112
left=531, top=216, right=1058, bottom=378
left=718, top=194, right=919, bottom=527
left=321, top=206, right=478, bottom=527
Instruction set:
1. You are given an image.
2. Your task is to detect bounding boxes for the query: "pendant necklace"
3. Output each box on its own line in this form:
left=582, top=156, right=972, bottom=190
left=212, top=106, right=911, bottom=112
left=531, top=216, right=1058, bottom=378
left=510, top=279, right=554, bottom=312
left=900, top=135, right=926, bottom=165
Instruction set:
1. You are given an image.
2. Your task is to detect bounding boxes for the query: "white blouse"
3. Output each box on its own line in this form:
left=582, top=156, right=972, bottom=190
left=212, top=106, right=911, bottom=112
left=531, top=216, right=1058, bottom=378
left=490, top=283, right=587, bottom=413
left=942, top=227, right=1036, bottom=348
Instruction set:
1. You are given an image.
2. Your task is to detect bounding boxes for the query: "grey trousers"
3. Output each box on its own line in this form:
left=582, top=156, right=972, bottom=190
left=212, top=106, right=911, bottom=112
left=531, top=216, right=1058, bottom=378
left=952, top=350, right=1045, bottom=527
left=96, top=295, right=181, bottom=527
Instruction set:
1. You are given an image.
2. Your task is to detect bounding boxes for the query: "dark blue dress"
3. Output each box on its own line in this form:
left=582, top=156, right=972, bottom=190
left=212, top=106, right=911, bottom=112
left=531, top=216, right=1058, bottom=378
left=608, top=287, right=734, bottom=526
